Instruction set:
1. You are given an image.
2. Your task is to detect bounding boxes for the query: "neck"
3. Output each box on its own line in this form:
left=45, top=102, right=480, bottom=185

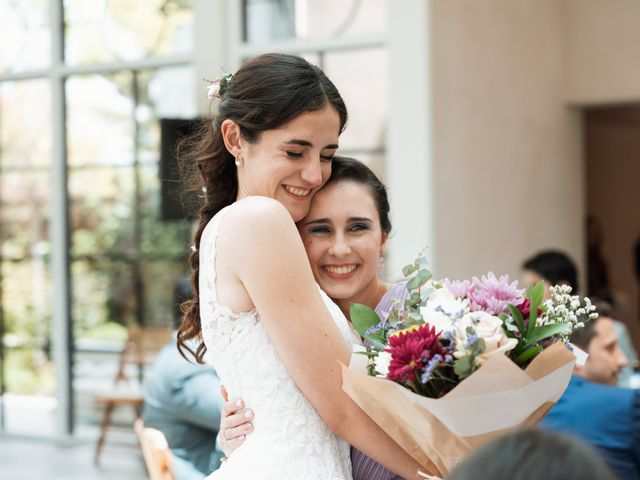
left=336, top=279, right=391, bottom=321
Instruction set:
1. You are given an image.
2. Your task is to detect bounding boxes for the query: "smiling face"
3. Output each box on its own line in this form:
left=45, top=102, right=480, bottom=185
left=299, top=180, right=388, bottom=305
left=231, top=104, right=341, bottom=221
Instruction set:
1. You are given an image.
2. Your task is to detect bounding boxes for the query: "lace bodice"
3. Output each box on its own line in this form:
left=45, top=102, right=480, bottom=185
left=200, top=204, right=354, bottom=479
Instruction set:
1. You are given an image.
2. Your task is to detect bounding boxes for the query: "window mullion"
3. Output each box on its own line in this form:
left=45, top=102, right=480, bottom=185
left=50, top=0, right=73, bottom=439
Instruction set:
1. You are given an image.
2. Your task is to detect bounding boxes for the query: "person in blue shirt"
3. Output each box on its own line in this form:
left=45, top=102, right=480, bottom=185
left=142, top=278, right=224, bottom=479
left=540, top=303, right=639, bottom=480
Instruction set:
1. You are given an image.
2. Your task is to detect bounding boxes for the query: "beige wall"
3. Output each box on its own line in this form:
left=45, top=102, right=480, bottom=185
left=566, top=0, right=640, bottom=105
left=430, top=0, right=585, bottom=282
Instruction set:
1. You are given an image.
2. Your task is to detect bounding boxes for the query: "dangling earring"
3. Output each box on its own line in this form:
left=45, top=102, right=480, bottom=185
left=234, top=155, right=242, bottom=167
left=378, top=251, right=385, bottom=269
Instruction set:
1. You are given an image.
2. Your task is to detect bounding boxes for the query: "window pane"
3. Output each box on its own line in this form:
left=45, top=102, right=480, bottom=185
left=140, top=164, right=192, bottom=257
left=2, top=349, right=56, bottom=435
left=142, top=260, right=188, bottom=327
left=1, top=259, right=55, bottom=434
left=69, top=167, right=135, bottom=257
left=0, top=0, right=50, bottom=74
left=66, top=73, right=135, bottom=168
left=0, top=171, right=51, bottom=260
left=139, top=66, right=197, bottom=122
left=324, top=48, right=388, bottom=152
left=64, top=0, right=193, bottom=65
left=72, top=259, right=137, bottom=340
left=244, top=0, right=386, bottom=43
left=0, top=80, right=52, bottom=168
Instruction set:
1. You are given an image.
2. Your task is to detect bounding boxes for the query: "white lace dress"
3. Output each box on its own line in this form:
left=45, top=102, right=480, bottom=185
left=200, top=206, right=354, bottom=479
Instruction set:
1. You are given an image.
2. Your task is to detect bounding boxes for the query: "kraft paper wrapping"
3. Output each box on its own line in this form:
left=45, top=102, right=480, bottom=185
left=342, top=342, right=576, bottom=477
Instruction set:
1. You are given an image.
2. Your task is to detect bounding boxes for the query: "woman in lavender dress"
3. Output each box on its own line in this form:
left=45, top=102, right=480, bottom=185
left=219, top=157, right=407, bottom=480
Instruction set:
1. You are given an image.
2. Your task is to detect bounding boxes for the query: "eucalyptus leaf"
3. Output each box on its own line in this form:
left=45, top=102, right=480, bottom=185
left=407, top=269, right=431, bottom=291
left=454, top=356, right=473, bottom=379
left=470, top=337, right=486, bottom=356
left=350, top=303, right=382, bottom=338
left=402, top=263, right=418, bottom=277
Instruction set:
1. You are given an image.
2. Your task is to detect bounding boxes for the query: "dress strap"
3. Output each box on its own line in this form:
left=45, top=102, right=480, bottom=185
left=200, top=205, right=232, bottom=306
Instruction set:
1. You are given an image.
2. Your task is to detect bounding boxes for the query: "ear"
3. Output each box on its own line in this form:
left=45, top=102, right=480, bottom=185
left=380, top=232, right=389, bottom=252
left=220, top=119, right=243, bottom=158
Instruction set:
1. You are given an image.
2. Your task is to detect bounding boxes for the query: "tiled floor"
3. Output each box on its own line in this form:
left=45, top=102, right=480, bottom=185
left=0, top=434, right=147, bottom=480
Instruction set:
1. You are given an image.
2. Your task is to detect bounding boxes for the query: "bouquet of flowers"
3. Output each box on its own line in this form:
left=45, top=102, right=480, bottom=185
left=343, top=255, right=596, bottom=477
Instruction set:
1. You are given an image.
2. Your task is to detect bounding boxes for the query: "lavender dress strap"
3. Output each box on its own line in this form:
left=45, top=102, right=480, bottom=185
left=351, top=282, right=409, bottom=480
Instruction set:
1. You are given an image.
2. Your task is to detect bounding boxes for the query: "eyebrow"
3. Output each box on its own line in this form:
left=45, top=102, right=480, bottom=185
left=303, top=217, right=373, bottom=227
left=284, top=139, right=339, bottom=149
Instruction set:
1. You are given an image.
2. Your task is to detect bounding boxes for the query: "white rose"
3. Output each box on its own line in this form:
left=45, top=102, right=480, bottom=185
left=454, top=311, right=518, bottom=363
left=420, top=287, right=468, bottom=334
left=374, top=350, right=392, bottom=377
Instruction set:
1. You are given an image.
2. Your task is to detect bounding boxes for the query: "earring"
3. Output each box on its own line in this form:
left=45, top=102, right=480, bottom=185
left=234, top=155, right=241, bottom=167
left=378, top=251, right=385, bottom=269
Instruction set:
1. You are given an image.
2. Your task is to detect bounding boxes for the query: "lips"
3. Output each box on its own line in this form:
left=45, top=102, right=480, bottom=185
left=283, top=185, right=312, bottom=198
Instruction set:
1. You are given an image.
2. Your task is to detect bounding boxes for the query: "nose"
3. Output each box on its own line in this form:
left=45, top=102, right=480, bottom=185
left=328, top=233, right=351, bottom=257
left=300, top=158, right=323, bottom=187
left=617, top=348, right=629, bottom=370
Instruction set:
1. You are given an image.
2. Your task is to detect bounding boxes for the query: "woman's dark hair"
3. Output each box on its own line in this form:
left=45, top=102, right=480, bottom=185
left=522, top=250, right=579, bottom=293
left=325, top=156, right=391, bottom=235
left=448, top=429, right=615, bottom=480
left=178, top=53, right=348, bottom=362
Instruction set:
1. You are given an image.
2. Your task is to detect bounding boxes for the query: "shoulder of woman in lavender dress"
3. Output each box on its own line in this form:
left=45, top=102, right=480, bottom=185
left=374, top=281, right=409, bottom=319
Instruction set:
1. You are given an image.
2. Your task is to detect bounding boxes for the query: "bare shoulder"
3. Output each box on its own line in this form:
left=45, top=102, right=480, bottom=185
left=223, top=196, right=297, bottom=241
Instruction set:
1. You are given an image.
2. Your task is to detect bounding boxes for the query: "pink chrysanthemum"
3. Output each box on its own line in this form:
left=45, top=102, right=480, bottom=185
left=443, top=279, right=474, bottom=299
left=468, top=272, right=525, bottom=315
left=385, top=324, right=446, bottom=383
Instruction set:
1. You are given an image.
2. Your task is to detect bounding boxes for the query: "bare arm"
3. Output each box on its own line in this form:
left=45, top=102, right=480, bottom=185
left=219, top=198, right=422, bottom=479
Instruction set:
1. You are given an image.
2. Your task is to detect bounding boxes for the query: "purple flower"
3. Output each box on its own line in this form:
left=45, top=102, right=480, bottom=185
left=420, top=354, right=443, bottom=383
left=365, top=321, right=390, bottom=338
left=468, top=272, right=525, bottom=314
left=465, top=334, right=479, bottom=348
left=443, top=279, right=474, bottom=299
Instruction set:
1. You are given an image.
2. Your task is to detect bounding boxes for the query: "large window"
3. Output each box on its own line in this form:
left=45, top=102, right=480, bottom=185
left=239, top=0, right=388, bottom=175
left=0, top=0, right=195, bottom=437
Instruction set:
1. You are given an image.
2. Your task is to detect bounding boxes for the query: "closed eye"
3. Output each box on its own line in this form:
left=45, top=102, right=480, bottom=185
left=309, top=226, right=332, bottom=234
left=320, top=154, right=335, bottom=162
left=286, top=151, right=303, bottom=159
left=349, top=223, right=371, bottom=232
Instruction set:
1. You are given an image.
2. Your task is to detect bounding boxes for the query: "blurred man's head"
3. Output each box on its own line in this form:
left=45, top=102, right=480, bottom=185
left=522, top=250, right=578, bottom=300
left=571, top=302, right=628, bottom=385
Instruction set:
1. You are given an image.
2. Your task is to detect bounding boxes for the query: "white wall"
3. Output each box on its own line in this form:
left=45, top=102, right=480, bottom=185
left=430, top=0, right=584, bottom=282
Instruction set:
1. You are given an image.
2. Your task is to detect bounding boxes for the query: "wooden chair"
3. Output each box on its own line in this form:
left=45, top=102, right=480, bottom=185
left=135, top=419, right=175, bottom=480
left=93, top=325, right=173, bottom=464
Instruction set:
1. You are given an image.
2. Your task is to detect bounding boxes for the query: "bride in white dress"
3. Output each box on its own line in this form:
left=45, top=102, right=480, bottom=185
left=177, top=53, right=422, bottom=480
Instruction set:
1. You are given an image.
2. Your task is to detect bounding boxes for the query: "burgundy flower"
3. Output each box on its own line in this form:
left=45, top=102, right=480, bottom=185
left=386, top=324, right=446, bottom=383
left=517, top=298, right=543, bottom=320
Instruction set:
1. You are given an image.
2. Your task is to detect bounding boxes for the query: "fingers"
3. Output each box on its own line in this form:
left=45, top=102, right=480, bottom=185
left=222, top=397, right=244, bottom=417
left=221, top=433, right=245, bottom=456
left=224, top=409, right=254, bottom=436
left=220, top=408, right=254, bottom=457
left=220, top=385, right=229, bottom=402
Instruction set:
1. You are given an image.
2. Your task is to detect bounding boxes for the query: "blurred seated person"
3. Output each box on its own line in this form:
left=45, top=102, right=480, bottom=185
left=447, top=429, right=614, bottom=480
left=521, top=250, right=579, bottom=300
left=522, top=249, right=637, bottom=385
left=539, top=306, right=639, bottom=480
left=143, top=276, right=224, bottom=479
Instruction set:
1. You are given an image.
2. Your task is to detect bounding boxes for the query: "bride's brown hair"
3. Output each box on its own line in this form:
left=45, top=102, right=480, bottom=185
left=177, top=53, right=348, bottom=363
